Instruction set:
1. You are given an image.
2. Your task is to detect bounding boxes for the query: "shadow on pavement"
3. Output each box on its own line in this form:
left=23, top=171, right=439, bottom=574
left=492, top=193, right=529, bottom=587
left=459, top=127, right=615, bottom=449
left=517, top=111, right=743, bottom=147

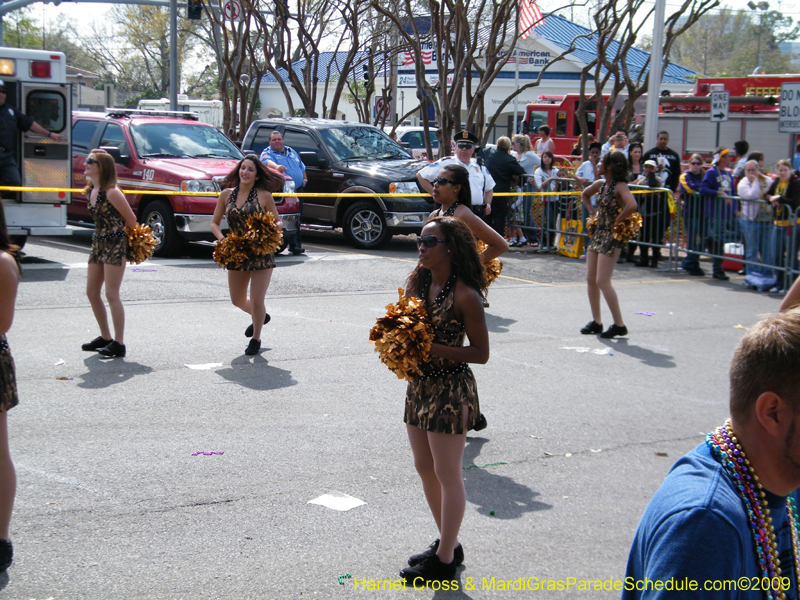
left=485, top=313, right=516, bottom=334
left=597, top=337, right=676, bottom=368
left=215, top=354, right=297, bottom=391
left=77, top=356, right=154, bottom=388
left=463, top=437, right=551, bottom=519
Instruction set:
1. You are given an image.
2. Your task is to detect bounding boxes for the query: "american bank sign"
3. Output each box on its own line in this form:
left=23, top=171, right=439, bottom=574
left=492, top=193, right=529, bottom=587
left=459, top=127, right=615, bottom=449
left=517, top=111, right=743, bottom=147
left=398, top=49, right=551, bottom=88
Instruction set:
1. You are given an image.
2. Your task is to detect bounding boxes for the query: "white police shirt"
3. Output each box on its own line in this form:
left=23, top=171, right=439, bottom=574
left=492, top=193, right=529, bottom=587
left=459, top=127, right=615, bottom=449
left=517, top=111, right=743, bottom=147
left=419, top=156, right=495, bottom=207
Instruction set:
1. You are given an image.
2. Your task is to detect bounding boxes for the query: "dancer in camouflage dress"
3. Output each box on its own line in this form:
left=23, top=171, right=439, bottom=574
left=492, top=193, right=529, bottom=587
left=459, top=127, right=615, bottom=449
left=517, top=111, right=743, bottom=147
left=82, top=149, right=137, bottom=358
left=580, top=150, right=637, bottom=339
left=212, top=155, right=284, bottom=356
left=399, top=216, right=489, bottom=584
left=0, top=201, right=21, bottom=571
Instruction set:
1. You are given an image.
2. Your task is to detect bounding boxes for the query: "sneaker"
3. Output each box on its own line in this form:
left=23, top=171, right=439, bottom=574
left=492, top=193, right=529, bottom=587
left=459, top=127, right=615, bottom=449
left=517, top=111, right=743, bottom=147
left=518, top=237, right=528, bottom=246
left=408, top=539, right=464, bottom=567
left=712, top=271, right=730, bottom=281
left=580, top=320, right=603, bottom=335
left=98, top=340, right=126, bottom=358
left=400, top=553, right=457, bottom=583
left=82, top=336, right=112, bottom=352
left=473, top=413, right=487, bottom=431
left=245, top=338, right=261, bottom=356
left=508, top=239, right=519, bottom=247
left=579, top=252, right=587, bottom=259
left=682, top=267, right=705, bottom=276
left=0, top=539, right=12, bottom=571
left=600, top=324, right=628, bottom=339
left=245, top=313, right=271, bottom=338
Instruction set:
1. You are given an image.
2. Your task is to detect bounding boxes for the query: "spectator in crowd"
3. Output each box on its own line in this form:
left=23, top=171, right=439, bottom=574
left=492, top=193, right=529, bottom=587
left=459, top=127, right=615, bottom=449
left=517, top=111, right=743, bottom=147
left=485, top=137, right=527, bottom=238
left=535, top=125, right=555, bottom=155
left=731, top=139, right=749, bottom=181
left=575, top=142, right=604, bottom=256
left=679, top=154, right=707, bottom=276
left=571, top=133, right=595, bottom=159
left=259, top=131, right=306, bottom=255
left=642, top=131, right=681, bottom=193
left=635, top=161, right=667, bottom=268
left=534, top=150, right=560, bottom=252
left=510, top=135, right=540, bottom=247
left=512, top=134, right=541, bottom=175
left=417, top=131, right=495, bottom=220
left=737, top=159, right=774, bottom=278
left=766, top=159, right=800, bottom=294
left=747, top=151, right=766, bottom=174
left=621, top=308, right=800, bottom=600
left=793, top=141, right=800, bottom=172
left=627, top=143, right=644, bottom=183
left=699, top=146, right=736, bottom=281
left=600, top=129, right=629, bottom=158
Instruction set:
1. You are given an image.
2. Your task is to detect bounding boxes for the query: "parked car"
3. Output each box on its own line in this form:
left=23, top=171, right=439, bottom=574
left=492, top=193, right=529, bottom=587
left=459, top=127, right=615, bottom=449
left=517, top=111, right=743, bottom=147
left=70, top=109, right=300, bottom=256
left=241, top=117, right=431, bottom=249
left=392, top=126, right=440, bottom=160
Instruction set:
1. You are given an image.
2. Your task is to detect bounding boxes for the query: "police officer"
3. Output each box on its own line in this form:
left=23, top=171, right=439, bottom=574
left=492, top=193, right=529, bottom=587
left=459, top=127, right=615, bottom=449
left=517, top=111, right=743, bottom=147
left=0, top=79, right=64, bottom=192
left=416, top=130, right=494, bottom=216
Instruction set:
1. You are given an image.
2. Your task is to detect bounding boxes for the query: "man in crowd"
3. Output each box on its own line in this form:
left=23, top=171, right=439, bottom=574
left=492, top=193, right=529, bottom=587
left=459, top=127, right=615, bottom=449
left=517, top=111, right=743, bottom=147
left=0, top=79, right=64, bottom=195
left=484, top=136, right=527, bottom=237
left=417, top=130, right=495, bottom=218
left=642, top=131, right=681, bottom=193
left=260, top=131, right=306, bottom=255
left=622, top=307, right=800, bottom=600
left=732, top=139, right=749, bottom=181
left=600, top=129, right=629, bottom=158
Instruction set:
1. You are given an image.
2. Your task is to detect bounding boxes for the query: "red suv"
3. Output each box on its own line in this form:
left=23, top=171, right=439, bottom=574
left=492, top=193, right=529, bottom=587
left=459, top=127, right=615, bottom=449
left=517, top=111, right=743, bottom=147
left=70, top=109, right=300, bottom=256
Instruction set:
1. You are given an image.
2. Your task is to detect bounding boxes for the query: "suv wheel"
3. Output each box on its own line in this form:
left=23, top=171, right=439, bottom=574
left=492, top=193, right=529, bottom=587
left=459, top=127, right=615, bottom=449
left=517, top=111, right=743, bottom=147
left=342, top=201, right=391, bottom=249
left=142, top=200, right=182, bottom=257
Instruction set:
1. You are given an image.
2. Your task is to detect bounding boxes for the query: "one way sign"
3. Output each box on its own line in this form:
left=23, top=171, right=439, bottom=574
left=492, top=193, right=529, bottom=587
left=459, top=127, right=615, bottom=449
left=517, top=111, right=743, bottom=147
left=710, top=91, right=730, bottom=122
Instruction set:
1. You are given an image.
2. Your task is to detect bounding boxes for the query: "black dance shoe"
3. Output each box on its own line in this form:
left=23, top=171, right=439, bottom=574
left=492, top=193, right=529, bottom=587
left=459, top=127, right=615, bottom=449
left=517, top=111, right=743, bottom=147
left=245, top=339, right=261, bottom=356
left=82, top=336, right=112, bottom=352
left=245, top=313, right=271, bottom=338
left=98, top=341, right=126, bottom=358
left=400, top=553, right=458, bottom=584
left=580, top=320, right=603, bottom=335
left=473, top=413, right=488, bottom=431
left=408, top=539, right=464, bottom=567
left=0, top=539, right=12, bottom=571
left=600, top=324, right=628, bottom=339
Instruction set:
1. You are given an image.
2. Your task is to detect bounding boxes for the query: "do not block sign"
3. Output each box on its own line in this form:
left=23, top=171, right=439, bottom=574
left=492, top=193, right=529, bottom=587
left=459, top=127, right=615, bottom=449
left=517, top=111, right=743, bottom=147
left=710, top=91, right=729, bottom=123
left=779, top=83, right=800, bottom=133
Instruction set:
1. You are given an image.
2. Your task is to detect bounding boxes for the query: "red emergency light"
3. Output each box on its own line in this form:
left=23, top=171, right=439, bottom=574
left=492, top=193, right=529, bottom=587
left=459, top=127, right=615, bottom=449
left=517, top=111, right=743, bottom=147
left=30, top=61, right=51, bottom=78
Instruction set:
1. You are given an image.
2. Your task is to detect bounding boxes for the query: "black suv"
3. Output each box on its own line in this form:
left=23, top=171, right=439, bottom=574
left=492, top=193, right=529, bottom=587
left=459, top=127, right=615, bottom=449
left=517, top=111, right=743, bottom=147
left=241, top=118, right=431, bottom=248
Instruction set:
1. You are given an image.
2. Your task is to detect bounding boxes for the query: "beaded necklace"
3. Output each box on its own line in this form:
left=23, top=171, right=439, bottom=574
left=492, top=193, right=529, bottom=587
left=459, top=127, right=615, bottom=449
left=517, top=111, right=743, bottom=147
left=706, top=420, right=800, bottom=600
left=435, top=201, right=459, bottom=217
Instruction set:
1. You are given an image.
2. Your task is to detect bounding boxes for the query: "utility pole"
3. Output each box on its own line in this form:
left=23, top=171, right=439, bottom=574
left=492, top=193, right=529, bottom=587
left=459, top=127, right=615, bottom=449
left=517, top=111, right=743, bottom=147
left=643, top=0, right=666, bottom=151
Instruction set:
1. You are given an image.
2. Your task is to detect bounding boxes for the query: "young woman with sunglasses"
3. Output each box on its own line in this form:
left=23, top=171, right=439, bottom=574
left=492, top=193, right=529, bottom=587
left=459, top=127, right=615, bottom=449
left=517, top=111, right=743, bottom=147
left=399, top=216, right=489, bottom=584
left=580, top=150, right=637, bottom=339
left=211, top=155, right=284, bottom=355
left=678, top=154, right=706, bottom=276
left=81, top=149, right=138, bottom=358
left=427, top=164, right=508, bottom=265
left=0, top=201, right=20, bottom=571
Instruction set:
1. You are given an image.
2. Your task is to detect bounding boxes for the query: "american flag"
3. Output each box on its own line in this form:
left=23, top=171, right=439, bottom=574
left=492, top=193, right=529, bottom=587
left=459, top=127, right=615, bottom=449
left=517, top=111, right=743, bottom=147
left=519, top=0, right=544, bottom=41
left=402, top=49, right=435, bottom=65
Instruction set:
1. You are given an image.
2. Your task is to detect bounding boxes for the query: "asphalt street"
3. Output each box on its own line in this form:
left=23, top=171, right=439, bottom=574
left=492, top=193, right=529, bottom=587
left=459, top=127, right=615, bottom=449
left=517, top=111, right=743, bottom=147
left=0, top=230, right=786, bottom=599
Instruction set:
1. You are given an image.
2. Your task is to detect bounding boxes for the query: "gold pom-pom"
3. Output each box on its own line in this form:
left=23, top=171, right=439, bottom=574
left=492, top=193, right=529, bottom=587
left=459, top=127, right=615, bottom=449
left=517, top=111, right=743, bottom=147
left=243, top=211, right=282, bottom=256
left=369, top=287, right=434, bottom=381
left=612, top=212, right=643, bottom=243
left=586, top=215, right=597, bottom=238
left=125, top=223, right=157, bottom=265
left=476, top=240, right=503, bottom=286
left=213, top=233, right=249, bottom=269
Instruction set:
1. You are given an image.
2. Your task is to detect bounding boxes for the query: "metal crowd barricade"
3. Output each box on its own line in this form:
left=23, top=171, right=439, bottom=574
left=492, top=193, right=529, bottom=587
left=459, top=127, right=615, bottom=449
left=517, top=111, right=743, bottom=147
left=675, top=192, right=799, bottom=288
left=628, top=185, right=679, bottom=270
left=519, top=177, right=582, bottom=252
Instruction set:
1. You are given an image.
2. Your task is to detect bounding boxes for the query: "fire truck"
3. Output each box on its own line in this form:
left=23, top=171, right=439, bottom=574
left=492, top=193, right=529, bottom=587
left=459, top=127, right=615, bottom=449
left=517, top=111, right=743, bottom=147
left=522, top=75, right=800, bottom=166
left=0, top=47, right=72, bottom=246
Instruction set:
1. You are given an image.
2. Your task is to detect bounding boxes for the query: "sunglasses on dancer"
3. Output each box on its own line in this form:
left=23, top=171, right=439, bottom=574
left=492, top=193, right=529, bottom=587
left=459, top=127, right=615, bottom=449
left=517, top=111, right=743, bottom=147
left=416, top=235, right=448, bottom=248
left=433, top=177, right=456, bottom=187
left=456, top=142, right=475, bottom=150
left=85, top=157, right=99, bottom=165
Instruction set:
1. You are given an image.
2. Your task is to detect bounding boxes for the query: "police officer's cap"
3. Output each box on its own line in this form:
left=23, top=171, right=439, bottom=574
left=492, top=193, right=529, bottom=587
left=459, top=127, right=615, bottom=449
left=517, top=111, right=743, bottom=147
left=454, top=130, right=479, bottom=146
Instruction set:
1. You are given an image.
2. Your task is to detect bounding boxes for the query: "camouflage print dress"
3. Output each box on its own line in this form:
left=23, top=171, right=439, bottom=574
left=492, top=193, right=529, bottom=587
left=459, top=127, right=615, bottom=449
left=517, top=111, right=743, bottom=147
left=226, top=185, right=276, bottom=272
left=88, top=188, right=127, bottom=266
left=586, top=180, right=626, bottom=256
left=0, top=334, right=18, bottom=412
left=404, top=274, right=480, bottom=435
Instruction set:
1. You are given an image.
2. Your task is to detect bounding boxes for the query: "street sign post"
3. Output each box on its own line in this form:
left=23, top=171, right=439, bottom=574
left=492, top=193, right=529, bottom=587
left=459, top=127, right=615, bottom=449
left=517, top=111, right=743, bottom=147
left=710, top=90, right=729, bottom=146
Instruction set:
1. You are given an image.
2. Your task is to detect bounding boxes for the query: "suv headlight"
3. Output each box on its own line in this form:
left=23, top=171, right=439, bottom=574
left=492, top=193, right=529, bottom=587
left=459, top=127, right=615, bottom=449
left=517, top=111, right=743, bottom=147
left=390, top=181, right=419, bottom=194
left=283, top=178, right=296, bottom=193
left=181, top=179, right=217, bottom=193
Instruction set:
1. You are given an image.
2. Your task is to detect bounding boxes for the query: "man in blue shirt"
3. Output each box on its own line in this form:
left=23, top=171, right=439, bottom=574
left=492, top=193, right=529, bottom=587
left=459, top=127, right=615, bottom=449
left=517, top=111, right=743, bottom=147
left=260, top=131, right=306, bottom=255
left=622, top=308, right=800, bottom=600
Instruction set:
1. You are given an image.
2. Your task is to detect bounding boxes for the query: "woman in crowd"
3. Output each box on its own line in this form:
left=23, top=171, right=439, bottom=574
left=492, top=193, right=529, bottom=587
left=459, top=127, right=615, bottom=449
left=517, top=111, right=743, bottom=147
left=211, top=155, right=284, bottom=356
left=0, top=202, right=20, bottom=572
left=620, top=142, right=645, bottom=263
left=737, top=159, right=774, bottom=277
left=635, top=160, right=667, bottom=268
left=679, top=154, right=707, bottom=276
left=81, top=149, right=138, bottom=358
left=399, top=216, right=489, bottom=584
left=509, top=135, right=540, bottom=247
left=534, top=151, right=560, bottom=252
left=535, top=125, right=555, bottom=155
left=766, top=159, right=800, bottom=294
left=484, top=137, right=527, bottom=239
left=580, top=151, right=637, bottom=339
